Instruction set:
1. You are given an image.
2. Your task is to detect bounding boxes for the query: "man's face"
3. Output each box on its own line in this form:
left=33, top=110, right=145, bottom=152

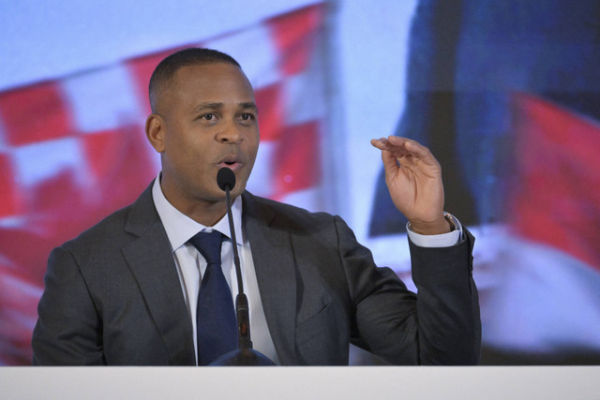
left=148, top=62, right=259, bottom=208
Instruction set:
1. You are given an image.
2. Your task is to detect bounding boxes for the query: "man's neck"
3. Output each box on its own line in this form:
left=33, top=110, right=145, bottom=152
left=160, top=182, right=228, bottom=227
left=182, top=201, right=228, bottom=227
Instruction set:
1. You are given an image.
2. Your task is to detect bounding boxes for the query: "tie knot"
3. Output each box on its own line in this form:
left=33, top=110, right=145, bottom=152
left=189, top=231, right=224, bottom=266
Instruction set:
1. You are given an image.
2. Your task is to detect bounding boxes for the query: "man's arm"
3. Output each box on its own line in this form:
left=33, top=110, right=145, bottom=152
left=354, top=136, right=481, bottom=364
left=408, top=228, right=480, bottom=364
left=336, top=215, right=480, bottom=365
left=32, top=246, right=104, bottom=365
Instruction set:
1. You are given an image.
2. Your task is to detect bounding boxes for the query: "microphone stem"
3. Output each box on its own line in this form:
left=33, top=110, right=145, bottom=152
left=224, top=188, right=252, bottom=349
left=224, top=188, right=244, bottom=296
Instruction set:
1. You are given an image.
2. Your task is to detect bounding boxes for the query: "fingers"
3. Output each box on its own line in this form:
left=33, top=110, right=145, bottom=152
left=370, top=137, right=388, bottom=149
left=371, top=138, right=400, bottom=175
left=371, top=136, right=438, bottom=165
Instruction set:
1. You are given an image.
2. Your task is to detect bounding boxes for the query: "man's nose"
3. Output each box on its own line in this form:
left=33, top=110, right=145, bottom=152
left=216, top=120, right=243, bottom=143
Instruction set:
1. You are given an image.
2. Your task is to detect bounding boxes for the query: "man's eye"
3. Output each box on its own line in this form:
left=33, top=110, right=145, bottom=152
left=200, top=113, right=216, bottom=121
left=241, top=113, right=255, bottom=121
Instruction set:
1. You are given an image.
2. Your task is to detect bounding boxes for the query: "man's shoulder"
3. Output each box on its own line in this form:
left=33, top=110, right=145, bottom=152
left=60, top=184, right=155, bottom=256
left=243, top=191, right=340, bottom=232
left=60, top=203, right=134, bottom=254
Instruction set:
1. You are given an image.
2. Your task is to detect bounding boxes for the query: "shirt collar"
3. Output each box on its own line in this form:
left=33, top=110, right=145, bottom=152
left=151, top=175, right=244, bottom=252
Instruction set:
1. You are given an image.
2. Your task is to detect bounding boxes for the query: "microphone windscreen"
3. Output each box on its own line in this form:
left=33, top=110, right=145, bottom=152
left=217, top=167, right=236, bottom=191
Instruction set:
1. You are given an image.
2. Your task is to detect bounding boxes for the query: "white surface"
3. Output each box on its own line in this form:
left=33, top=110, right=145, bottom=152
left=1, top=367, right=599, bottom=400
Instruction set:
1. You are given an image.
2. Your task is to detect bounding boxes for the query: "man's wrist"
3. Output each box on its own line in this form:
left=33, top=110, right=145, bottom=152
left=408, top=215, right=452, bottom=235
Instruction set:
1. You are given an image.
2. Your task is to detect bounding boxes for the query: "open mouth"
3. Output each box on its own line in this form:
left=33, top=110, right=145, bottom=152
left=217, top=155, right=243, bottom=171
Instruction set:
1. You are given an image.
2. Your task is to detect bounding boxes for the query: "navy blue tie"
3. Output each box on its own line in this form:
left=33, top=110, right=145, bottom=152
left=189, top=231, right=237, bottom=365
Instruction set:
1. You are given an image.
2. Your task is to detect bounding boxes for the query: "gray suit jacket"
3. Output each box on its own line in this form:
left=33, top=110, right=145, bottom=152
left=32, top=184, right=480, bottom=365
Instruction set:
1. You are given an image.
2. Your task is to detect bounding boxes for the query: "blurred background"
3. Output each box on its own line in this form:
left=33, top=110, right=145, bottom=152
left=1, top=0, right=599, bottom=365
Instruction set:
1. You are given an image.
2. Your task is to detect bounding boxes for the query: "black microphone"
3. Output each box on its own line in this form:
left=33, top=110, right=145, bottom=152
left=217, top=167, right=236, bottom=191
left=211, top=167, right=275, bottom=366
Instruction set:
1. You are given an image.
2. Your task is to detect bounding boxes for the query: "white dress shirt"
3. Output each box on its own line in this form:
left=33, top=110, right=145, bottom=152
left=152, top=177, right=279, bottom=364
left=151, top=176, right=462, bottom=365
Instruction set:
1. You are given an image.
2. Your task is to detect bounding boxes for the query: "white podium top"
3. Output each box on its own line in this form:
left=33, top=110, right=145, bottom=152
left=1, top=366, right=599, bottom=400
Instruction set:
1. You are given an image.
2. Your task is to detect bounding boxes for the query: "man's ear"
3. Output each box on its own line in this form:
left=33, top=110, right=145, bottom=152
left=145, top=113, right=165, bottom=153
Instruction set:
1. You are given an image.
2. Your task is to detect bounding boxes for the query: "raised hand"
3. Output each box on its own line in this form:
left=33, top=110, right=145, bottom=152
left=370, top=136, right=450, bottom=235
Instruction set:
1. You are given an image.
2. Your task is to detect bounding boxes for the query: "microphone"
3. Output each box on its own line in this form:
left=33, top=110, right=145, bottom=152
left=217, top=167, right=236, bottom=191
left=211, top=167, right=275, bottom=366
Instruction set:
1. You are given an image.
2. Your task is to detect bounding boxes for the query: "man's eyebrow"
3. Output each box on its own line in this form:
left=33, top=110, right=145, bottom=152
left=192, top=102, right=258, bottom=113
left=239, top=102, right=258, bottom=111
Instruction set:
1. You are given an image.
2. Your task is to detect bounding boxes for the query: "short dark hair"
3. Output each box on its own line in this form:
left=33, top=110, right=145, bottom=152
left=148, top=48, right=241, bottom=113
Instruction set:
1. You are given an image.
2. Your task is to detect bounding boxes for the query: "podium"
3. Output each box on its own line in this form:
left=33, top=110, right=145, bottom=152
left=1, top=366, right=598, bottom=399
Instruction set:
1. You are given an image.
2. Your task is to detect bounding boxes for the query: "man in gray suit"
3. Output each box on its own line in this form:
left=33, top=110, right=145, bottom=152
left=32, top=48, right=480, bottom=365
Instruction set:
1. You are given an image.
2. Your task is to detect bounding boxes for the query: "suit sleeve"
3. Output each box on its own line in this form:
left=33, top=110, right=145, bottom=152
left=335, top=216, right=481, bottom=365
left=32, top=246, right=105, bottom=365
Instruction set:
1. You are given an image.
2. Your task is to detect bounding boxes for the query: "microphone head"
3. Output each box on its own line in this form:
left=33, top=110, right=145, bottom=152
left=217, top=167, right=236, bottom=191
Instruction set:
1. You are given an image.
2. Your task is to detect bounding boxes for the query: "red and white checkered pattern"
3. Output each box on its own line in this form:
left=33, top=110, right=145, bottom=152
left=0, top=3, right=327, bottom=365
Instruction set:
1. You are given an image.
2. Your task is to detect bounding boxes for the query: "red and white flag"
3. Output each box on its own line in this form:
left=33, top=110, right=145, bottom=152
left=482, top=93, right=600, bottom=353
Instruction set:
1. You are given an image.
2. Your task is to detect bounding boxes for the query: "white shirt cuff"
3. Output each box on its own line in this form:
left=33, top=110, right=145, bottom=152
left=406, top=213, right=463, bottom=248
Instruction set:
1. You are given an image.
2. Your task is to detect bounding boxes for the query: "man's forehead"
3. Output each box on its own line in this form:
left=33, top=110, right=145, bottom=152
left=154, top=63, right=253, bottom=111
left=173, top=63, right=253, bottom=94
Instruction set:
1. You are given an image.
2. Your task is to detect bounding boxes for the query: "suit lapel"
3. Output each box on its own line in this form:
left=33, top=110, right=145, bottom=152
left=243, top=192, right=298, bottom=365
left=122, top=185, right=195, bottom=365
